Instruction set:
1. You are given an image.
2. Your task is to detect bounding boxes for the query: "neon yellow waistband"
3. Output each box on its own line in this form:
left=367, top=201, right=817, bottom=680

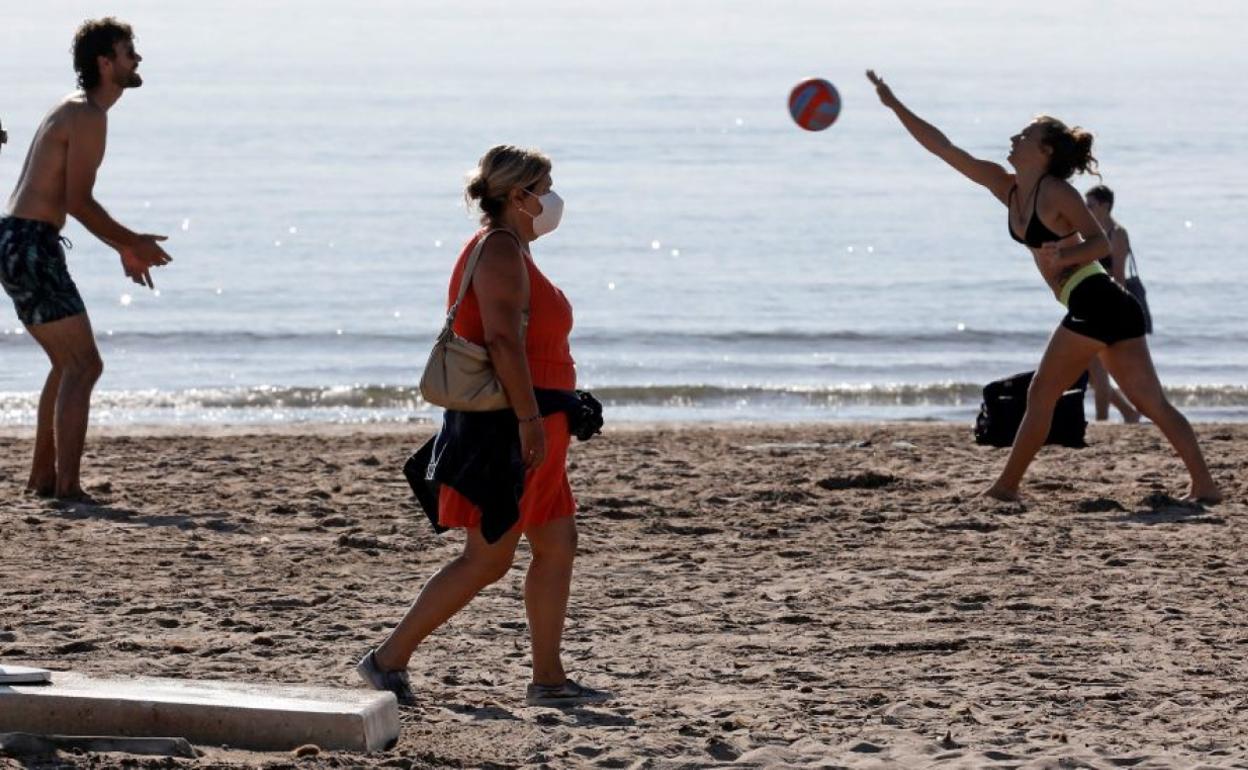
left=1058, top=261, right=1108, bottom=307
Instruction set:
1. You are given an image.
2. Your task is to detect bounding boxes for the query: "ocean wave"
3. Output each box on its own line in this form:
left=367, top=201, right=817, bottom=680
left=0, top=327, right=1030, bottom=346
left=590, top=383, right=986, bottom=406
left=0, top=385, right=429, bottom=412
left=3, top=382, right=1248, bottom=416
left=4, top=327, right=1247, bottom=356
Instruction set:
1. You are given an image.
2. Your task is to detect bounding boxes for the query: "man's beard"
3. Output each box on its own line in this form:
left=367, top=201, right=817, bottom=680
left=117, top=71, right=143, bottom=88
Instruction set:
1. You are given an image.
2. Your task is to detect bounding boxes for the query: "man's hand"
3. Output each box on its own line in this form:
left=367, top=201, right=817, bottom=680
left=120, top=249, right=154, bottom=288
left=118, top=234, right=171, bottom=289
left=130, top=233, right=172, bottom=267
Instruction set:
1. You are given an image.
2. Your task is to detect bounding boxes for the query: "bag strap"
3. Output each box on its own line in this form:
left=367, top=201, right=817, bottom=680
left=441, top=228, right=525, bottom=334
left=1127, top=248, right=1140, bottom=280
left=1109, top=221, right=1141, bottom=280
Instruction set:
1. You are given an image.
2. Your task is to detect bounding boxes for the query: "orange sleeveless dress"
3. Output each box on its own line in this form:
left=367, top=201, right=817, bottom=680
left=437, top=229, right=577, bottom=532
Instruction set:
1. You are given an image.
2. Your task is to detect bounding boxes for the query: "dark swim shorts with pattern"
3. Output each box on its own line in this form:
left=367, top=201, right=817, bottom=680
left=0, top=216, right=86, bottom=326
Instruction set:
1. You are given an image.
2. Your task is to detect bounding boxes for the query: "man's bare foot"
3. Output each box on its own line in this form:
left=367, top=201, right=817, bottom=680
left=1183, top=485, right=1223, bottom=505
left=24, top=481, right=56, bottom=498
left=53, top=489, right=102, bottom=505
left=983, top=485, right=1020, bottom=502
left=1121, top=406, right=1140, bottom=424
left=26, top=469, right=57, bottom=497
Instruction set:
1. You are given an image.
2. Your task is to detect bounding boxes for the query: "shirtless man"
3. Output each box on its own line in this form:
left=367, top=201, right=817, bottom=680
left=1084, top=184, right=1142, bottom=422
left=1, top=18, right=171, bottom=500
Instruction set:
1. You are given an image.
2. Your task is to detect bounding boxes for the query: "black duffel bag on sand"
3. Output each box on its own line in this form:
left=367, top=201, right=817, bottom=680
left=974, top=370, right=1089, bottom=448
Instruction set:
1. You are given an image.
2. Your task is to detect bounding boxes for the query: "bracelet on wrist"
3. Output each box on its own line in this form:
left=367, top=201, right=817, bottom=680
left=517, top=413, right=542, bottom=424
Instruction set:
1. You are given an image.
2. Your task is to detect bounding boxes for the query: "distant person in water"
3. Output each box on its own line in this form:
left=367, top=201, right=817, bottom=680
left=867, top=69, right=1220, bottom=504
left=1084, top=184, right=1141, bottom=422
left=1, top=18, right=172, bottom=501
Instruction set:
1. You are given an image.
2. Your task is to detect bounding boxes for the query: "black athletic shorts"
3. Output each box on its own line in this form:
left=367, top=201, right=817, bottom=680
left=0, top=216, right=86, bottom=326
left=1060, top=272, right=1147, bottom=346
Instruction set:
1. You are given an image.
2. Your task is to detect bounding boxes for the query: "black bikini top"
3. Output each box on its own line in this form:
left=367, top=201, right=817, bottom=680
left=1008, top=176, right=1075, bottom=248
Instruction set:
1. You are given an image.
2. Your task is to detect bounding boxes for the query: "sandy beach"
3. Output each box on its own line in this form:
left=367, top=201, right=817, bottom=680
left=1, top=422, right=1245, bottom=768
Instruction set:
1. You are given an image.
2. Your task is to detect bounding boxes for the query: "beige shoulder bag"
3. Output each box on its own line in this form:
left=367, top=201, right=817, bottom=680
left=419, top=229, right=526, bottom=412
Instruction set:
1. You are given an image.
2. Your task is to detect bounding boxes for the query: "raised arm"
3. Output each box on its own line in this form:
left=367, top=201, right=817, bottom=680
left=866, top=70, right=1013, bottom=202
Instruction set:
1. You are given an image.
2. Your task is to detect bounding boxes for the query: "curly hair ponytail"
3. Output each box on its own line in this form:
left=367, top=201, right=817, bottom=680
left=1035, top=115, right=1100, bottom=180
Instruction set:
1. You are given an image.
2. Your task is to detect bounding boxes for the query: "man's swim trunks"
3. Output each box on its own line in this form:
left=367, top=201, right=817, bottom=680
left=0, top=216, right=86, bottom=326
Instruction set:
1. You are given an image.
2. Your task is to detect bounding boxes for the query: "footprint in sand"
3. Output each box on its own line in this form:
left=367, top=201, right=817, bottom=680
left=817, top=471, right=896, bottom=490
left=1077, top=497, right=1126, bottom=512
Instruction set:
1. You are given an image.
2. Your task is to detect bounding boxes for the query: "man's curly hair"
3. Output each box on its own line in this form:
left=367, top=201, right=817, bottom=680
left=72, top=17, right=134, bottom=90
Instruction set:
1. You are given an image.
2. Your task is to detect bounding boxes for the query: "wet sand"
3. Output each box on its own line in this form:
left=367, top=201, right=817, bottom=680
left=1, top=422, right=1245, bottom=768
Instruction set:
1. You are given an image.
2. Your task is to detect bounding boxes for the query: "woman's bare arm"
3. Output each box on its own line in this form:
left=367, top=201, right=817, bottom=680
left=472, top=232, right=546, bottom=469
left=1039, top=181, right=1110, bottom=272
left=866, top=70, right=1014, bottom=202
left=474, top=235, right=539, bottom=417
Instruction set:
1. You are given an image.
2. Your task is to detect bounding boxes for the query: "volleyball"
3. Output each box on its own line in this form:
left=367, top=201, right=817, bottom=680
left=788, top=77, right=841, bottom=131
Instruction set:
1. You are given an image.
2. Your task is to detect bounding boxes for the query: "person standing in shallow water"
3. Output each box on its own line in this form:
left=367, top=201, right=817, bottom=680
left=1084, top=184, right=1141, bottom=423
left=357, top=145, right=607, bottom=708
left=1, top=18, right=172, bottom=500
left=866, top=70, right=1221, bottom=504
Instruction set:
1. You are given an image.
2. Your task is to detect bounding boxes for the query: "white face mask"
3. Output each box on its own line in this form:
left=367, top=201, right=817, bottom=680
left=522, top=189, right=564, bottom=237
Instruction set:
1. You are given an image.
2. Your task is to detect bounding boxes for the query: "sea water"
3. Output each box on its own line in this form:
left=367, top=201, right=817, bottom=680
left=2, top=0, right=1246, bottom=424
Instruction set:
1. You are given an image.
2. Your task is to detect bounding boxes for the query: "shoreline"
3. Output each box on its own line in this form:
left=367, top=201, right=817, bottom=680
left=0, top=418, right=967, bottom=438
left=2, top=415, right=1243, bottom=440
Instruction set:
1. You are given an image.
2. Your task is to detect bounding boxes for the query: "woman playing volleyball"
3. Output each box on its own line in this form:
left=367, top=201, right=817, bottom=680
left=866, top=70, right=1220, bottom=504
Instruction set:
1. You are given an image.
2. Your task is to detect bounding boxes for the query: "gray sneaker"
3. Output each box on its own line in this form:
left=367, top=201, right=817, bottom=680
left=525, top=678, right=611, bottom=707
left=356, top=649, right=416, bottom=706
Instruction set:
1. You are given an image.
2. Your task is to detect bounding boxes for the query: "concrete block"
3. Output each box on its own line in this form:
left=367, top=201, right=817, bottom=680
left=0, top=732, right=196, bottom=758
left=0, top=672, right=398, bottom=752
left=0, top=665, right=51, bottom=684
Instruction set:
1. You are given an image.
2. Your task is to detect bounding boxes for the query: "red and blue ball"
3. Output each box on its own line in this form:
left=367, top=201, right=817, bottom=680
left=788, top=78, right=841, bottom=131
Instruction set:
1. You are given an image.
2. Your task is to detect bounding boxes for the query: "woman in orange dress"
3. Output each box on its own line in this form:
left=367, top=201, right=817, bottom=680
left=357, top=146, right=603, bottom=708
